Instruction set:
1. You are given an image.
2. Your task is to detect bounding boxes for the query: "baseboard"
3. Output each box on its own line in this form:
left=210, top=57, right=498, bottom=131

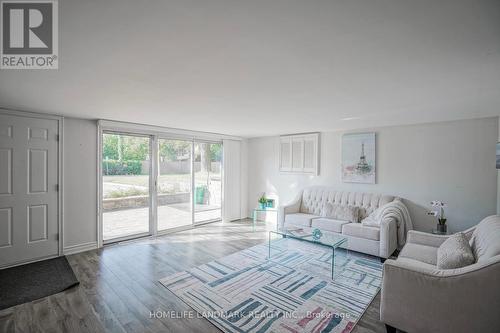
left=227, top=217, right=250, bottom=222
left=0, top=254, right=59, bottom=270
left=63, top=241, right=98, bottom=255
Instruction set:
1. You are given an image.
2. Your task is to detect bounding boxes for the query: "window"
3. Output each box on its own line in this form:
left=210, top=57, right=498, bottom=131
left=279, top=133, right=319, bottom=175
left=99, top=121, right=224, bottom=244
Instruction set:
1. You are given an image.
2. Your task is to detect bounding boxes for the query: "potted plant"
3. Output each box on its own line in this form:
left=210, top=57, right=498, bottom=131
left=428, top=200, right=447, bottom=233
left=258, top=194, right=267, bottom=210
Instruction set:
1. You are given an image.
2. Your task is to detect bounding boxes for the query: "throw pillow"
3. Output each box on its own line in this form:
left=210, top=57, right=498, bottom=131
left=361, top=204, right=386, bottom=227
left=469, top=215, right=500, bottom=262
left=361, top=209, right=380, bottom=227
left=437, top=233, right=475, bottom=269
left=323, top=203, right=359, bottom=223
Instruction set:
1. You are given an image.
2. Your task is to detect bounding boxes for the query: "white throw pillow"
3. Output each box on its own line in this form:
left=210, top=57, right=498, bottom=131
left=469, top=215, right=500, bottom=262
left=361, top=206, right=383, bottom=227
left=323, top=203, right=359, bottom=223
left=437, top=233, right=475, bottom=269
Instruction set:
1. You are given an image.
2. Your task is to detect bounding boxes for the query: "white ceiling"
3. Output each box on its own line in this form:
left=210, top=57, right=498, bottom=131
left=1, top=0, right=499, bottom=138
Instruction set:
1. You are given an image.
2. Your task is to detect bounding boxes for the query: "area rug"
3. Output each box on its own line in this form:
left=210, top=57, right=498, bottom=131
left=159, top=238, right=382, bottom=333
left=0, top=256, right=79, bottom=310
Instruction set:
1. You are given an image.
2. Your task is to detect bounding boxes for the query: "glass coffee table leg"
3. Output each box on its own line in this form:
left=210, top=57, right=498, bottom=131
left=268, top=231, right=271, bottom=259
left=331, top=247, right=335, bottom=279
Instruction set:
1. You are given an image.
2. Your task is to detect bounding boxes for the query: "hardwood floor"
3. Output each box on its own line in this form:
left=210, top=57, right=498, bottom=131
left=0, top=220, right=386, bottom=333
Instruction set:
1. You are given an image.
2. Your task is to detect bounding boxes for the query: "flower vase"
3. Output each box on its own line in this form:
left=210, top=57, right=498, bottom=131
left=436, top=223, right=447, bottom=233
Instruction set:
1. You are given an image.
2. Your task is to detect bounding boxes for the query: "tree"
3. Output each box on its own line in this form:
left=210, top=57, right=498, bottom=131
left=103, top=134, right=119, bottom=160
left=200, top=143, right=211, bottom=172
left=121, top=136, right=149, bottom=160
left=210, top=144, right=222, bottom=162
left=117, top=135, right=123, bottom=161
left=159, top=140, right=191, bottom=161
left=102, top=134, right=149, bottom=161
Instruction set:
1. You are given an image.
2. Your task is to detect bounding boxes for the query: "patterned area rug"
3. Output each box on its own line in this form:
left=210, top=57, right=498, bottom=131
left=159, top=238, right=382, bottom=333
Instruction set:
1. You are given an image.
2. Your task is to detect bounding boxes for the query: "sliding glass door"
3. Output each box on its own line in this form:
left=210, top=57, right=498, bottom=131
left=102, top=132, right=151, bottom=242
left=194, top=142, right=222, bottom=223
left=101, top=132, right=222, bottom=243
left=157, top=139, right=192, bottom=231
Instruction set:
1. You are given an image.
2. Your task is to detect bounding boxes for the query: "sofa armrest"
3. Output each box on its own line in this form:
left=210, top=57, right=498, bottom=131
left=380, top=257, right=500, bottom=332
left=406, top=230, right=449, bottom=247
left=277, top=194, right=302, bottom=227
left=379, top=217, right=398, bottom=258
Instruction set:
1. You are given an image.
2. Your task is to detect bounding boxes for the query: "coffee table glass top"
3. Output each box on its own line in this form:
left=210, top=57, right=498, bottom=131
left=269, top=227, right=348, bottom=279
left=271, top=227, right=347, bottom=248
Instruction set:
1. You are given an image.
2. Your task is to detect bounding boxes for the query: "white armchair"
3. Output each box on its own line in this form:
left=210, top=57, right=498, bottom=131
left=380, top=215, right=500, bottom=333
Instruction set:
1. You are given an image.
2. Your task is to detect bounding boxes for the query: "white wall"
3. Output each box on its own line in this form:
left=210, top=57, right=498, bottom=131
left=63, top=118, right=98, bottom=253
left=497, top=117, right=500, bottom=214
left=247, top=118, right=498, bottom=232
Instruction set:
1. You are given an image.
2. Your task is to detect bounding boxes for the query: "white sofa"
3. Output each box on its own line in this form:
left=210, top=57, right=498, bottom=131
left=380, top=215, right=500, bottom=333
left=278, top=187, right=398, bottom=259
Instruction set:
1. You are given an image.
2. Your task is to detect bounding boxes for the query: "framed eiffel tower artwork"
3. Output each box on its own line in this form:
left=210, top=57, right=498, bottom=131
left=342, top=132, right=376, bottom=184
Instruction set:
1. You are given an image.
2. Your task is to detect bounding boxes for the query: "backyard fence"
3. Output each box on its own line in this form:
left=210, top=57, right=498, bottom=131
left=141, top=161, right=221, bottom=175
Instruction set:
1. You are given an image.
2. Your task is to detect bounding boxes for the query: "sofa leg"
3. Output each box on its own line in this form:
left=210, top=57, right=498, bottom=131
left=385, top=324, right=397, bottom=333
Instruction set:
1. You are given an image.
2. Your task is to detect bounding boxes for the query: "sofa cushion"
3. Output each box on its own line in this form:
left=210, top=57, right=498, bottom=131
left=399, top=243, right=438, bottom=266
left=299, top=187, right=394, bottom=219
left=342, top=223, right=380, bottom=241
left=470, top=215, right=500, bottom=262
left=284, top=213, right=319, bottom=227
left=322, top=203, right=359, bottom=223
left=311, top=218, right=349, bottom=233
left=437, top=233, right=475, bottom=269
left=395, top=257, right=438, bottom=271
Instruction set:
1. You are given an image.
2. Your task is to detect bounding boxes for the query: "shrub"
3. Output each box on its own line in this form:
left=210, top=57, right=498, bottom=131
left=102, top=160, right=143, bottom=175
left=105, top=187, right=148, bottom=199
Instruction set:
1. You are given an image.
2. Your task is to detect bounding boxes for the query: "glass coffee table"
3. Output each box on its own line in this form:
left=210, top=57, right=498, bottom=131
left=268, top=227, right=348, bottom=279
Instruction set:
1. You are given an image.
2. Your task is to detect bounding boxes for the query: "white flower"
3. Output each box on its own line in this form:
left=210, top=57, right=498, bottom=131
left=430, top=200, right=446, bottom=207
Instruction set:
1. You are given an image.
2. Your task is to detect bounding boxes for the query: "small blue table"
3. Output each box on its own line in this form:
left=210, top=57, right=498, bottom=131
left=252, top=207, right=278, bottom=231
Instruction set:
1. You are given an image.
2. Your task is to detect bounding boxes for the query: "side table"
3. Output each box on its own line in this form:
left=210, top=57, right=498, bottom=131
left=252, top=208, right=278, bottom=231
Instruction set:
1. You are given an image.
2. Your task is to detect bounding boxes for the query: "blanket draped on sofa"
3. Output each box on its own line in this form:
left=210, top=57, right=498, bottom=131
left=363, top=199, right=413, bottom=247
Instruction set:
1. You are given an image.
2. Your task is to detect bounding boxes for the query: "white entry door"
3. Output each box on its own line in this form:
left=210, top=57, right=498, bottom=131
left=0, top=113, right=60, bottom=268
